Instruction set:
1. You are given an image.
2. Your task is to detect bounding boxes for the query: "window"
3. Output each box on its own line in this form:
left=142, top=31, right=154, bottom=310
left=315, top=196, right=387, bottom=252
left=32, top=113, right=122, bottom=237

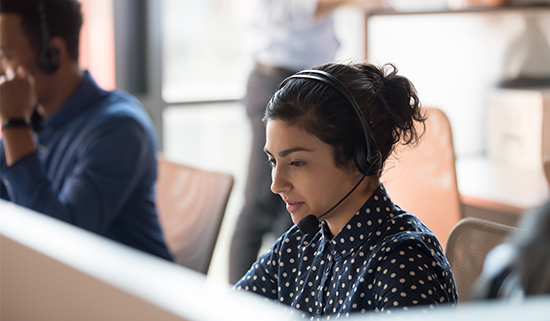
left=161, top=0, right=252, bottom=102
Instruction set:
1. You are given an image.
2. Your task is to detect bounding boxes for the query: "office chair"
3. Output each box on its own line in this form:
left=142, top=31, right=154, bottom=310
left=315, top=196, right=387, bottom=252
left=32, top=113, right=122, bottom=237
left=445, top=217, right=519, bottom=302
left=382, top=107, right=462, bottom=249
left=543, top=156, right=550, bottom=188
left=156, top=155, right=234, bottom=274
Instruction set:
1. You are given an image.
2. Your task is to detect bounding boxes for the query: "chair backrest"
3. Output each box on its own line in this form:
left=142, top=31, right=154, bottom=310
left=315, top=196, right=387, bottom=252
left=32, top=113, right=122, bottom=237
left=156, top=156, right=234, bottom=274
left=382, top=107, right=462, bottom=249
left=445, top=217, right=519, bottom=303
left=543, top=156, right=550, bottom=188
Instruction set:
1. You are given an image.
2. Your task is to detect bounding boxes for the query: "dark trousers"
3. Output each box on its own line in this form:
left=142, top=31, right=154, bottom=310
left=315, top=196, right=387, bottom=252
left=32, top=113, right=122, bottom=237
left=229, top=66, right=296, bottom=284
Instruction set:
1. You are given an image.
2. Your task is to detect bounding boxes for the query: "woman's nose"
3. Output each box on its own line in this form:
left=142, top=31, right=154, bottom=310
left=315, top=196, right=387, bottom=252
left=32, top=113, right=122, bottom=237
left=270, top=165, right=290, bottom=194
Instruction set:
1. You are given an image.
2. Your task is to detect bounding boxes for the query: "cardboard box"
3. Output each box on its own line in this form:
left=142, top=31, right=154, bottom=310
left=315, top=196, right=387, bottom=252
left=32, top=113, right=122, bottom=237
left=486, top=88, right=550, bottom=171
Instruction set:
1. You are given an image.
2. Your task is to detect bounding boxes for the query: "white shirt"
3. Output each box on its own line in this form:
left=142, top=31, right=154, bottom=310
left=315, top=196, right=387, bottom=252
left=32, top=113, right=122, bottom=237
left=240, top=0, right=340, bottom=70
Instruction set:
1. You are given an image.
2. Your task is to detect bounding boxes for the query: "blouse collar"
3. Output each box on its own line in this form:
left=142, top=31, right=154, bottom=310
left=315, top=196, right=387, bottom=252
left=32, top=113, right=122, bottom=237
left=318, top=184, right=398, bottom=260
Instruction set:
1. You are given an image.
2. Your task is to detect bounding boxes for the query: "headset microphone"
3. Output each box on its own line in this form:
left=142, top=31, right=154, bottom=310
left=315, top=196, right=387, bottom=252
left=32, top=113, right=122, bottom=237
left=297, top=175, right=366, bottom=235
left=278, top=69, right=382, bottom=234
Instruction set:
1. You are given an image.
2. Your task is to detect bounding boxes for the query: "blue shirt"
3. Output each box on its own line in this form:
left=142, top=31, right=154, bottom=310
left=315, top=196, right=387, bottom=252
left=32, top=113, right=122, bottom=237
left=0, top=71, right=172, bottom=261
left=235, top=185, right=457, bottom=319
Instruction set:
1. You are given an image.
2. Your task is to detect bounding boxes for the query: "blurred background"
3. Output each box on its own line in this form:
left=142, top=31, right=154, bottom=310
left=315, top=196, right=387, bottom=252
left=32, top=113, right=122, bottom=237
left=78, top=0, right=550, bottom=282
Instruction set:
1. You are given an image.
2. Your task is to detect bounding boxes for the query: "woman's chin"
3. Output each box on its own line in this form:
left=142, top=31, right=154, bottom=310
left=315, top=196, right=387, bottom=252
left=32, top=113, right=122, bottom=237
left=290, top=213, right=307, bottom=226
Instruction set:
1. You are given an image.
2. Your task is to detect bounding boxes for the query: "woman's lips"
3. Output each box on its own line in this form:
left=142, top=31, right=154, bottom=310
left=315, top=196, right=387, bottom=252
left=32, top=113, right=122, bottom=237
left=285, top=201, right=304, bottom=213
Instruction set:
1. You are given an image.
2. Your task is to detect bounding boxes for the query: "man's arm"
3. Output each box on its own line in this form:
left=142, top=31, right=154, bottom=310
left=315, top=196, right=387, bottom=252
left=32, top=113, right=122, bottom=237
left=1, top=94, right=157, bottom=234
left=0, top=66, right=37, bottom=167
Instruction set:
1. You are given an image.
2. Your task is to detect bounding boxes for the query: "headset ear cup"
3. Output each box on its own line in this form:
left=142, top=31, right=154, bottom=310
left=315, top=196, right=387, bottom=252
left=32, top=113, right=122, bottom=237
left=369, top=150, right=382, bottom=176
left=37, top=48, right=60, bottom=74
left=354, top=143, right=381, bottom=176
left=354, top=144, right=370, bottom=176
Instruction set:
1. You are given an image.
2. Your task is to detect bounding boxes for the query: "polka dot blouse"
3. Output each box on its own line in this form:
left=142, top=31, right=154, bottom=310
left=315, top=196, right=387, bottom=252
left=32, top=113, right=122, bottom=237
left=234, top=184, right=458, bottom=319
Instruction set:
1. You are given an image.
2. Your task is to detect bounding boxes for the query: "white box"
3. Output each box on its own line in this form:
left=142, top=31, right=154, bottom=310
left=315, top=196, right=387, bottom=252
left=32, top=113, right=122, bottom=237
left=486, top=89, right=550, bottom=171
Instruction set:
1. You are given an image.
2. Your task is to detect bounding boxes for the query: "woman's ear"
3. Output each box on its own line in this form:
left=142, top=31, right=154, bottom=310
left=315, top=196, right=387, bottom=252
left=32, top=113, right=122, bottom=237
left=347, top=159, right=363, bottom=178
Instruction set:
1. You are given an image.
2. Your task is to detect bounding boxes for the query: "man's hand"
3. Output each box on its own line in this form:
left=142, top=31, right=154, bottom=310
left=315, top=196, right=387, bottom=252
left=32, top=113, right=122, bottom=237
left=0, top=66, right=37, bottom=120
left=1, top=66, right=38, bottom=167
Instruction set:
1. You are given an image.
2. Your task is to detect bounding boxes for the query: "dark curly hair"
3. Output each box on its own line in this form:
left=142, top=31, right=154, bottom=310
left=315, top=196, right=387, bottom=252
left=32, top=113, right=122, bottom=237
left=263, top=62, right=426, bottom=177
left=0, top=0, right=83, bottom=61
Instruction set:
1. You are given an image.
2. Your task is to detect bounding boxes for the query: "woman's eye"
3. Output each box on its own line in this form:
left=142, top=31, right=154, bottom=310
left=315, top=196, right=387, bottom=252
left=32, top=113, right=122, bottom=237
left=266, top=158, right=276, bottom=167
left=290, top=161, right=305, bottom=167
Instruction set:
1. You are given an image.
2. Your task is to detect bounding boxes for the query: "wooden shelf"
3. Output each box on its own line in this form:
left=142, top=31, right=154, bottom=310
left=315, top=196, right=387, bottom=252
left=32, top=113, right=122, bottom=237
left=367, top=4, right=550, bottom=17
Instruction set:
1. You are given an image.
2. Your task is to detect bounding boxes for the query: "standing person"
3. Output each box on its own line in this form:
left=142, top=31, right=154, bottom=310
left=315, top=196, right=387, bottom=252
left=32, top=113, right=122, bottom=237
left=0, top=0, right=172, bottom=261
left=229, top=0, right=385, bottom=284
left=234, top=62, right=458, bottom=317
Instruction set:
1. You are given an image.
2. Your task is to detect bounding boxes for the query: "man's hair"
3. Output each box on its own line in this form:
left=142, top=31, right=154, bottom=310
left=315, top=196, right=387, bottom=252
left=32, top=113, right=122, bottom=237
left=0, top=0, right=83, bottom=61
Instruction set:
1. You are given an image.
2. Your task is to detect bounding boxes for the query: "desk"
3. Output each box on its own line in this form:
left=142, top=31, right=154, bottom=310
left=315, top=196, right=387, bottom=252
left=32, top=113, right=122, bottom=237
left=456, top=155, right=549, bottom=215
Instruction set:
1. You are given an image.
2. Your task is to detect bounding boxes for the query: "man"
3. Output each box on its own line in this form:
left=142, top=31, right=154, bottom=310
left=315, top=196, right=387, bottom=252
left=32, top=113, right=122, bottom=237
left=0, top=0, right=172, bottom=260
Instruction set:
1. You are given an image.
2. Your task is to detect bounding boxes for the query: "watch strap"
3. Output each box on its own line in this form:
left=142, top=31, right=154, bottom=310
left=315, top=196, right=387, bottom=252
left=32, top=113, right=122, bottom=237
left=1, top=118, right=32, bottom=131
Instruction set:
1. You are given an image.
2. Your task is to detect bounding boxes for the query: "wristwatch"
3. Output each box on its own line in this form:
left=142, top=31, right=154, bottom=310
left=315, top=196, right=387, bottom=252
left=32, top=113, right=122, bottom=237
left=1, top=118, right=32, bottom=131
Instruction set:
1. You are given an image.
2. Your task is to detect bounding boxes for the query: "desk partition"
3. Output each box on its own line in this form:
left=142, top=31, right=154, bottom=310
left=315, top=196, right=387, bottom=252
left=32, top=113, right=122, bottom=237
left=2, top=200, right=550, bottom=320
left=0, top=200, right=291, bottom=321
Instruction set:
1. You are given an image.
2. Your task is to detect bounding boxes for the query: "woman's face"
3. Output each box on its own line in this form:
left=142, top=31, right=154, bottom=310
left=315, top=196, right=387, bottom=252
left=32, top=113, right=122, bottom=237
left=265, top=119, right=361, bottom=226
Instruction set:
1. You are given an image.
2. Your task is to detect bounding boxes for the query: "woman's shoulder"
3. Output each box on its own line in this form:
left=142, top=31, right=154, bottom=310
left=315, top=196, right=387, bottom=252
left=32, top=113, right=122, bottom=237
left=379, top=211, right=445, bottom=251
left=364, top=186, right=445, bottom=252
left=369, top=212, right=454, bottom=278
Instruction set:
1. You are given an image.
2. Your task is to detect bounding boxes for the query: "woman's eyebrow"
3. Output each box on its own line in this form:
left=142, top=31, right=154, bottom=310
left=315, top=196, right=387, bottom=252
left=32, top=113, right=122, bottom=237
left=280, top=147, right=312, bottom=157
left=264, top=147, right=313, bottom=158
left=280, top=147, right=310, bottom=157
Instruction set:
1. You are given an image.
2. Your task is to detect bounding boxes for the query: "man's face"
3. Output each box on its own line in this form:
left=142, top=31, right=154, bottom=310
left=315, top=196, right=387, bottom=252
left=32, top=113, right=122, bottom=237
left=0, top=14, right=37, bottom=74
left=0, top=13, right=48, bottom=103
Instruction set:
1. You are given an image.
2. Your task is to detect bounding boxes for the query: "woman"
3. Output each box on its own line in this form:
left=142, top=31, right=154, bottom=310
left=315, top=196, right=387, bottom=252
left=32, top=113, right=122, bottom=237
left=234, top=62, right=458, bottom=318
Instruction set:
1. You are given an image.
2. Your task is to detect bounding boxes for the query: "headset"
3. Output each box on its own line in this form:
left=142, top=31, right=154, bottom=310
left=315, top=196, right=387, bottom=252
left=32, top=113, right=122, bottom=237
left=279, top=69, right=382, bottom=177
left=278, top=69, right=382, bottom=234
left=37, top=0, right=60, bottom=74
